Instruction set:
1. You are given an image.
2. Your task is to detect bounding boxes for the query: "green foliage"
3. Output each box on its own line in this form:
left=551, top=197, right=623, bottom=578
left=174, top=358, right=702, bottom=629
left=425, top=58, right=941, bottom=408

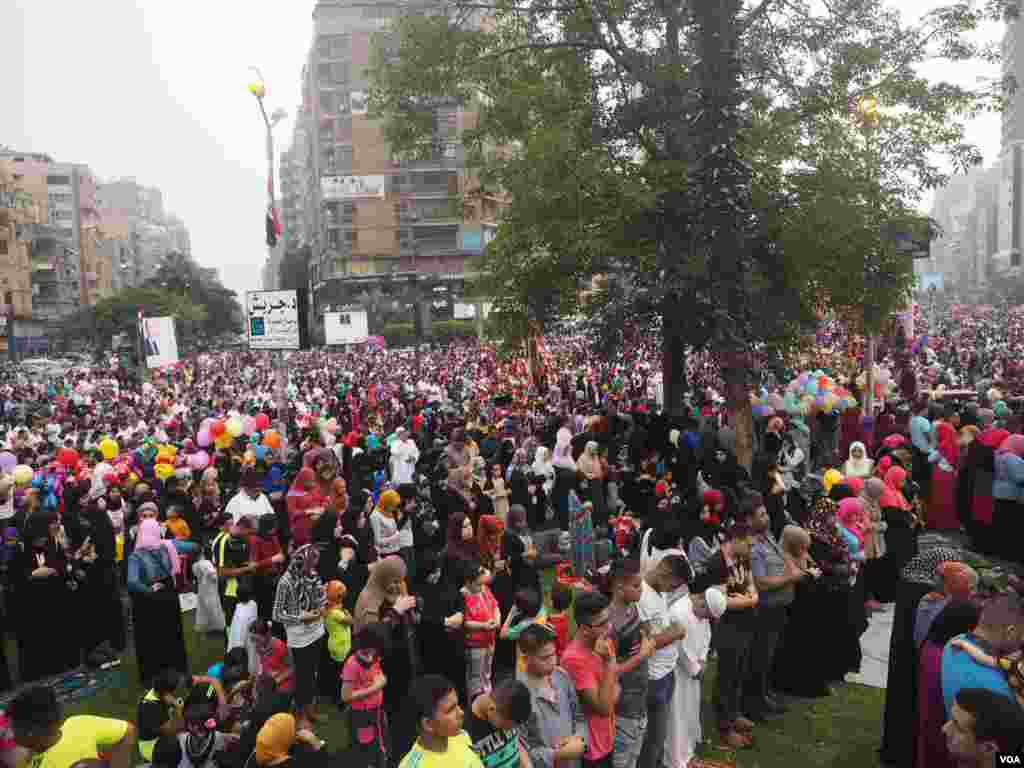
left=92, top=287, right=207, bottom=339
left=433, top=319, right=479, bottom=342
left=381, top=322, right=417, bottom=347
left=369, top=0, right=1009, bottom=372
left=143, top=251, right=243, bottom=338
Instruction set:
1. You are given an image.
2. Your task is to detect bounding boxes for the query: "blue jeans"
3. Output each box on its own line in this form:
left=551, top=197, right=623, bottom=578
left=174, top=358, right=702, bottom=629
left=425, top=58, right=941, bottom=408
left=173, top=540, right=199, bottom=555
left=638, top=671, right=674, bottom=768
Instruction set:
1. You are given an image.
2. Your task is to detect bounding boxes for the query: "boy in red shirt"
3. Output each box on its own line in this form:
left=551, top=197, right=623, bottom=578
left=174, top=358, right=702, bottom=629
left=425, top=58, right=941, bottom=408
left=461, top=559, right=501, bottom=703
left=548, top=583, right=573, bottom=662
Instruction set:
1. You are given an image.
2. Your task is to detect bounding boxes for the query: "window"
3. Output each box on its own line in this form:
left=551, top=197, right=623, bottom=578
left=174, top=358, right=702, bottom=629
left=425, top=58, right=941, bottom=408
left=321, top=91, right=337, bottom=114
left=345, top=230, right=357, bottom=245
left=330, top=62, right=350, bottom=83
left=343, top=202, right=355, bottom=219
left=337, top=146, right=354, bottom=170
left=1013, top=251, right=1021, bottom=268
left=0, top=240, right=7, bottom=256
left=46, top=175, right=70, bottom=186
left=423, top=172, right=442, bottom=188
left=330, top=35, right=350, bottom=58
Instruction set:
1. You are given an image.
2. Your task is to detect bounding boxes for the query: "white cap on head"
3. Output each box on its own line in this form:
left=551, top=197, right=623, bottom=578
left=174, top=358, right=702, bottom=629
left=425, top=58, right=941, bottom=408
left=704, top=587, right=727, bottom=619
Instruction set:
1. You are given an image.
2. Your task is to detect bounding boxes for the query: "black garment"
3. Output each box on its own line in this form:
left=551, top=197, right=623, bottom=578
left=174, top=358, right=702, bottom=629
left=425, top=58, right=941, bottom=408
left=770, top=577, right=837, bottom=698
left=130, top=549, right=189, bottom=685
left=878, top=505, right=918, bottom=602
left=879, top=579, right=932, bottom=767
left=12, top=541, right=79, bottom=682
left=742, top=604, right=787, bottom=706
left=467, top=711, right=520, bottom=768
left=713, top=616, right=755, bottom=726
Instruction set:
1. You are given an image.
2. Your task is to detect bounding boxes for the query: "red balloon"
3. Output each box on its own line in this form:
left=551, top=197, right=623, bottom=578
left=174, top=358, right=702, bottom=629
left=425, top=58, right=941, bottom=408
left=211, top=420, right=226, bottom=437
left=58, top=448, right=79, bottom=467
left=254, top=413, right=270, bottom=431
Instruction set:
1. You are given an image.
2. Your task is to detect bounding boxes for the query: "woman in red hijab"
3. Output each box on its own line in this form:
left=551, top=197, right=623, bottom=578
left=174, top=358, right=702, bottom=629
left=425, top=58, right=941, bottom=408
left=287, top=467, right=325, bottom=547
left=927, top=410, right=960, bottom=530
left=879, top=465, right=919, bottom=596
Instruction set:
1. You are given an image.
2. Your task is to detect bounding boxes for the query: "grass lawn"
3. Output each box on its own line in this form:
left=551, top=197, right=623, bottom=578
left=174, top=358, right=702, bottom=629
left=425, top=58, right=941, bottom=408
left=51, top=607, right=886, bottom=768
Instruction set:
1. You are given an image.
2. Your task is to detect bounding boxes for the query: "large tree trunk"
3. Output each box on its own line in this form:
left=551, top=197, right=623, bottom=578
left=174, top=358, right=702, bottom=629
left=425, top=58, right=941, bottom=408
left=661, top=316, right=688, bottom=420
left=722, top=352, right=755, bottom=471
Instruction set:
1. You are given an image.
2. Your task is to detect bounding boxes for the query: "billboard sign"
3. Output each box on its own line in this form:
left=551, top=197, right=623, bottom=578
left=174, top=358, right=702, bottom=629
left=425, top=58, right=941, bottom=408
left=324, top=309, right=370, bottom=345
left=141, top=316, right=179, bottom=368
left=247, top=290, right=300, bottom=350
left=321, top=175, right=387, bottom=200
left=454, top=302, right=477, bottom=320
left=350, top=91, right=369, bottom=116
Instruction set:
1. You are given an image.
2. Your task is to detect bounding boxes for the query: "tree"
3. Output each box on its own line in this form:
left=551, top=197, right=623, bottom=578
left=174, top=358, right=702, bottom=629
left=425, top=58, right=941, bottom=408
left=145, top=251, right=243, bottom=339
left=278, top=245, right=311, bottom=349
left=370, top=0, right=1009, bottom=466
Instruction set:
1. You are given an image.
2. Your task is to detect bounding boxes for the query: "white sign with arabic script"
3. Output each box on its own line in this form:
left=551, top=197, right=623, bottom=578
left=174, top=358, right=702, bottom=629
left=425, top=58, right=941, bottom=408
left=247, top=290, right=300, bottom=350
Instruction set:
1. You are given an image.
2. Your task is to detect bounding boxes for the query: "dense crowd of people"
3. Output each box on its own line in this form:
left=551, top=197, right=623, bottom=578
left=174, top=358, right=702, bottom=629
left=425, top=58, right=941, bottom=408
left=0, top=306, right=1020, bottom=768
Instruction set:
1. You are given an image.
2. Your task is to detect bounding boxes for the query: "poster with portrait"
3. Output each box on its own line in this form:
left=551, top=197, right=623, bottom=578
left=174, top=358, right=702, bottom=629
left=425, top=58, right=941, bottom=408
left=141, top=316, right=179, bottom=369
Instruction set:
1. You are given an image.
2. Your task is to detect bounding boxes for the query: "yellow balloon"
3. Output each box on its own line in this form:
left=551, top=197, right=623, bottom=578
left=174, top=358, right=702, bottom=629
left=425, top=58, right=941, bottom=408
left=154, top=463, right=174, bottom=481
left=99, top=439, right=119, bottom=461
left=215, top=433, right=233, bottom=449
left=13, top=465, right=33, bottom=486
left=226, top=417, right=243, bottom=438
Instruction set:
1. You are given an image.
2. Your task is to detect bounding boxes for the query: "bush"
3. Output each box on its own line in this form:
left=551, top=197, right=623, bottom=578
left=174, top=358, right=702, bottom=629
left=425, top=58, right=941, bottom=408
left=382, top=323, right=417, bottom=347
left=433, top=319, right=479, bottom=342
left=380, top=319, right=479, bottom=347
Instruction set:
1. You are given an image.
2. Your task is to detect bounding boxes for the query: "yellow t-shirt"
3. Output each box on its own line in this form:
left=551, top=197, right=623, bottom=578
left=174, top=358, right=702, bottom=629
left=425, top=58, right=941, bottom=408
left=26, top=716, right=129, bottom=768
left=399, top=732, right=483, bottom=768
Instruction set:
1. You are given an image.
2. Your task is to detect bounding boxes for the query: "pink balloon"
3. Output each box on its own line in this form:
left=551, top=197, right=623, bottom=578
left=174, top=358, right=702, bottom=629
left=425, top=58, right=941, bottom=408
left=189, top=451, right=210, bottom=471
left=197, top=429, right=212, bottom=448
left=242, top=415, right=257, bottom=436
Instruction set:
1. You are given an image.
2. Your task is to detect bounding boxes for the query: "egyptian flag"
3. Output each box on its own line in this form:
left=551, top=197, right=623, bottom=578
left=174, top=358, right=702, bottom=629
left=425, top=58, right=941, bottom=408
left=265, top=205, right=283, bottom=247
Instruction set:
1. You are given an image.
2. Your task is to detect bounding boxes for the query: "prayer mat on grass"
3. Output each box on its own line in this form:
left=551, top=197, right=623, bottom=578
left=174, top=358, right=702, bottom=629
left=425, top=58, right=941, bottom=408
left=0, top=664, right=124, bottom=708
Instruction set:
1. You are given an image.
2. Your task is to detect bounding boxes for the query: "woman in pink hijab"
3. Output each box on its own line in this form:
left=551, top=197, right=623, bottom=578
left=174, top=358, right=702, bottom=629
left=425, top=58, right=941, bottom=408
left=992, top=433, right=1024, bottom=560
left=127, top=519, right=188, bottom=683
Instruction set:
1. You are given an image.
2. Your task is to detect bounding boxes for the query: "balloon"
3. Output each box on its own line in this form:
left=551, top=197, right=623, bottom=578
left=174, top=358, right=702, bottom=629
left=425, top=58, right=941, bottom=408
left=0, top=452, right=16, bottom=473
left=211, top=421, right=226, bottom=437
left=226, top=417, right=243, bottom=438
left=254, top=445, right=269, bottom=462
left=215, top=433, right=233, bottom=450
left=189, top=451, right=210, bottom=471
left=154, top=463, right=175, bottom=481
left=254, top=413, right=271, bottom=431
left=99, top=438, right=119, bottom=461
left=13, top=465, right=33, bottom=486
left=56, top=448, right=78, bottom=468
left=242, top=416, right=257, bottom=436
left=263, top=430, right=282, bottom=450
left=325, top=418, right=339, bottom=434
left=197, top=429, right=212, bottom=448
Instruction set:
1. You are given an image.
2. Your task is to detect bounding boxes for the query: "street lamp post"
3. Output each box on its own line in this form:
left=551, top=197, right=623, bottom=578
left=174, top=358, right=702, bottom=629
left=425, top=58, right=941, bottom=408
left=855, top=95, right=881, bottom=420
left=248, top=69, right=290, bottom=462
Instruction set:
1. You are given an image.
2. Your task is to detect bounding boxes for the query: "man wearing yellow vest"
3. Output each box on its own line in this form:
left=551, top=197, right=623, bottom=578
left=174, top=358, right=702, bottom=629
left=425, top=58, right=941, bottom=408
left=136, top=670, right=185, bottom=763
left=211, top=515, right=254, bottom=624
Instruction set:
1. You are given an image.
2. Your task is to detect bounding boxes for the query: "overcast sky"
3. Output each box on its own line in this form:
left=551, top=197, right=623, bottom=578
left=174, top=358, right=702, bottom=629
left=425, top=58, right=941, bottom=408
left=1, top=0, right=1005, bottom=298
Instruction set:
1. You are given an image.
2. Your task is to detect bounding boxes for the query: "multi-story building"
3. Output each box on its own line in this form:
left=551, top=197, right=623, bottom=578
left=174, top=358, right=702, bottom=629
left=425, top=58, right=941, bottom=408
left=288, top=0, right=499, bottom=343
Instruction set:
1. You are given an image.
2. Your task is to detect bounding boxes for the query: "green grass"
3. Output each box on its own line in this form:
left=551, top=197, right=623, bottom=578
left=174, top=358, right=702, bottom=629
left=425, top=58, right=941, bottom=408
left=52, top=603, right=884, bottom=768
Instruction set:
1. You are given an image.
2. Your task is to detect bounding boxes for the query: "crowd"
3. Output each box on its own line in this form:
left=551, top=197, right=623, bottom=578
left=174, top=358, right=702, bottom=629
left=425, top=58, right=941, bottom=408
left=0, top=306, right=1020, bottom=768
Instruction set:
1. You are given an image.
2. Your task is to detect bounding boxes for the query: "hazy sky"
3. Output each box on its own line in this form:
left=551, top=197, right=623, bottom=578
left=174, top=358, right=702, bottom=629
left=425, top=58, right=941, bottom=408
left=1, top=0, right=1005, bottom=298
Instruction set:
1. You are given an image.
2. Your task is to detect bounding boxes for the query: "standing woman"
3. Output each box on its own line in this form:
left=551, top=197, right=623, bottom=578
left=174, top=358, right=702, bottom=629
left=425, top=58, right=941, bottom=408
left=81, top=498, right=126, bottom=655
left=576, top=441, right=608, bottom=531
left=127, top=519, right=189, bottom=685
left=927, top=408, right=960, bottom=530
left=273, top=544, right=327, bottom=729
left=11, top=512, right=77, bottom=682
left=992, top=433, right=1024, bottom=562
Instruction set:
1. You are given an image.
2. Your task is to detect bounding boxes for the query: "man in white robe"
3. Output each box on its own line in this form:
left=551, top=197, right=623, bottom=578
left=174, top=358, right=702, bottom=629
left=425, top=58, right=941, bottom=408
left=664, top=587, right=727, bottom=767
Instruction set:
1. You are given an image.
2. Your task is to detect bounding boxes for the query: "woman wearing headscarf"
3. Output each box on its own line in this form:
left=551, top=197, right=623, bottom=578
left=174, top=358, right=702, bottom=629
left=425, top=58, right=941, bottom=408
left=506, top=448, right=532, bottom=513
left=272, top=544, right=326, bottom=729
left=8, top=512, right=72, bottom=682
left=529, top=446, right=555, bottom=528
left=253, top=713, right=327, bottom=768
left=338, top=489, right=374, bottom=609
left=962, top=426, right=1006, bottom=555
left=79, top=497, right=126, bottom=657
left=127, top=518, right=189, bottom=684
left=353, top=555, right=421, bottom=751
left=992, top=432, right=1024, bottom=562
left=879, top=545, right=962, bottom=767
left=927, top=409, right=960, bottom=530
left=878, top=465, right=919, bottom=598
left=843, top=442, right=873, bottom=480
left=287, top=469, right=325, bottom=549
left=442, top=511, right=479, bottom=588
left=859, top=477, right=888, bottom=606
left=575, top=440, right=608, bottom=531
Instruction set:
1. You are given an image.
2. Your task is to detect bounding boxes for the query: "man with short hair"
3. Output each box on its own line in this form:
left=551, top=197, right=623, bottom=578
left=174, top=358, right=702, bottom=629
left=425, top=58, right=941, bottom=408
left=561, top=591, right=618, bottom=768
left=745, top=496, right=800, bottom=718
left=518, top=624, right=587, bottom=768
left=943, top=687, right=1024, bottom=767
left=942, top=594, right=1024, bottom=716
left=225, top=469, right=275, bottom=524
left=607, top=559, right=656, bottom=768
left=9, top=686, right=136, bottom=768
left=635, top=556, right=690, bottom=768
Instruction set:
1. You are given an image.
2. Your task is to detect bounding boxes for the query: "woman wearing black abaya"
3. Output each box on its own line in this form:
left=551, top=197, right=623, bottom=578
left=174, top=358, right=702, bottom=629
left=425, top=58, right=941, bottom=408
left=337, top=490, right=374, bottom=611
left=127, top=519, right=189, bottom=685
left=79, top=499, right=126, bottom=655
left=11, top=512, right=79, bottom=682
left=878, top=546, right=961, bottom=767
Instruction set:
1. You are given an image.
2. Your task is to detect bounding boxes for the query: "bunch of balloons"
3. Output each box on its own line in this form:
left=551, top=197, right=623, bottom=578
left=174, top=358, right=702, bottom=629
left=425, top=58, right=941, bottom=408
left=750, top=390, right=787, bottom=419
left=784, top=370, right=858, bottom=415
left=198, top=413, right=274, bottom=451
